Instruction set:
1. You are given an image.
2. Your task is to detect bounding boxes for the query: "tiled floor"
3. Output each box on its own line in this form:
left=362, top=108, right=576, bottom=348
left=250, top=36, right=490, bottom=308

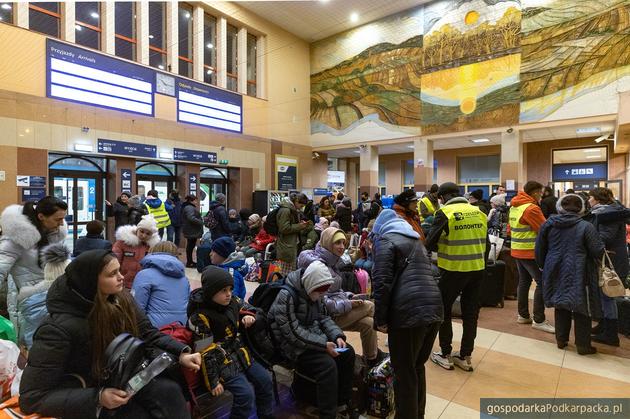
left=186, top=268, right=630, bottom=418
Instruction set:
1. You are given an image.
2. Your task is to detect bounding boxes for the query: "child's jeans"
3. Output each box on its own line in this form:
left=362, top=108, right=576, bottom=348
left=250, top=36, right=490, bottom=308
left=223, top=361, right=273, bottom=419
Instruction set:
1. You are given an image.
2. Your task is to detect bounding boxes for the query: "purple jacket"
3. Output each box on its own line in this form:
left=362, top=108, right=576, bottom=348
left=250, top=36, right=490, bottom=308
left=298, top=244, right=353, bottom=316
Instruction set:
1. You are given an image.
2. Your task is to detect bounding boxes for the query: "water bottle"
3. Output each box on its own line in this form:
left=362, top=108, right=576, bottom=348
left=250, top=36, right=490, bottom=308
left=125, top=353, right=174, bottom=397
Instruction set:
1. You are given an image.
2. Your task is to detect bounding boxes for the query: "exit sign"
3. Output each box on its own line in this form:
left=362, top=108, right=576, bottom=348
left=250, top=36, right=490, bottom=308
left=219, top=159, right=229, bottom=165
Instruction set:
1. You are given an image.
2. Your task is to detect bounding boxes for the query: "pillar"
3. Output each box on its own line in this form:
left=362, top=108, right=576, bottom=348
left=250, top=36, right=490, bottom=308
left=102, top=1, right=115, bottom=55
left=500, top=129, right=523, bottom=191
left=166, top=1, right=178, bottom=74
left=256, top=36, right=266, bottom=99
left=61, top=1, right=75, bottom=43
left=413, top=138, right=434, bottom=193
left=192, top=5, right=204, bottom=81
left=137, top=1, right=149, bottom=65
left=216, top=17, right=227, bottom=89
left=237, top=27, right=247, bottom=94
left=359, top=145, right=379, bottom=197
left=15, top=2, right=28, bottom=28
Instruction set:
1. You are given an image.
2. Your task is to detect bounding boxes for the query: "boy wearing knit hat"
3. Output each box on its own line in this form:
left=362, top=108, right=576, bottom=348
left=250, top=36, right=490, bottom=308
left=268, top=261, right=358, bottom=418
left=187, top=266, right=274, bottom=419
left=209, top=236, right=247, bottom=300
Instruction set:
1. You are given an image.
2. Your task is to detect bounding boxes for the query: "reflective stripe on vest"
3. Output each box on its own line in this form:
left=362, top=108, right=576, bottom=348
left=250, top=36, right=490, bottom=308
left=508, top=203, right=536, bottom=251
left=437, top=202, right=487, bottom=272
left=145, top=202, right=171, bottom=228
left=418, top=196, right=436, bottom=221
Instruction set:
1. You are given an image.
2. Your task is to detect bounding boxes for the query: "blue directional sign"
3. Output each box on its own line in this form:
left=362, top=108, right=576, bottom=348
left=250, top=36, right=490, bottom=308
left=120, top=168, right=132, bottom=193
left=176, top=78, right=242, bottom=133
left=189, top=173, right=199, bottom=196
left=313, top=188, right=329, bottom=196
left=552, top=162, right=607, bottom=181
left=46, top=39, right=154, bottom=116
left=98, top=139, right=157, bottom=158
left=174, top=148, right=218, bottom=164
left=21, top=188, right=47, bottom=203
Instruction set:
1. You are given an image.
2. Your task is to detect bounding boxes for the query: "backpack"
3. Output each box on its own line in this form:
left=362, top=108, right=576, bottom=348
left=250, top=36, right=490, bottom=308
left=203, top=208, right=218, bottom=230
left=159, top=322, right=200, bottom=403
left=263, top=207, right=280, bottom=236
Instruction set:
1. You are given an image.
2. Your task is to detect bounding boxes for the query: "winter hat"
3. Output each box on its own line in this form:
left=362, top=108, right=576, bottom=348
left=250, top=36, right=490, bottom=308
left=127, top=195, right=143, bottom=209
left=210, top=236, right=236, bottom=259
left=66, top=249, right=113, bottom=301
left=136, top=214, right=158, bottom=233
left=394, top=189, right=418, bottom=207
left=438, top=182, right=459, bottom=198
left=490, top=194, right=506, bottom=207
left=248, top=214, right=262, bottom=228
left=342, top=197, right=352, bottom=208
left=557, top=194, right=585, bottom=215
left=302, top=261, right=334, bottom=295
left=229, top=209, right=238, bottom=218
left=216, top=193, right=226, bottom=204
left=429, top=184, right=439, bottom=194
left=330, top=221, right=341, bottom=229
left=41, top=242, right=71, bottom=282
left=320, top=227, right=345, bottom=253
left=314, top=218, right=329, bottom=231
left=262, top=215, right=268, bottom=223
left=470, top=189, right=484, bottom=201
left=201, top=266, right=234, bottom=304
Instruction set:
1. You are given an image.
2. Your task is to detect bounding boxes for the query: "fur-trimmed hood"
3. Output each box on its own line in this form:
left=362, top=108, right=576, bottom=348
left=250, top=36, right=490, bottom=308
left=115, top=224, right=160, bottom=248
left=0, top=205, right=67, bottom=250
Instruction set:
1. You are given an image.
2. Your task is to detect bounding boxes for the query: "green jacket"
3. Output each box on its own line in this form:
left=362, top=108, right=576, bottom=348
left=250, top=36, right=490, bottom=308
left=276, top=201, right=304, bottom=263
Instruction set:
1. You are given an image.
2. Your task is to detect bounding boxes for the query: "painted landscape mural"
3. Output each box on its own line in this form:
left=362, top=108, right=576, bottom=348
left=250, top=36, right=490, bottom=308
left=310, top=0, right=630, bottom=145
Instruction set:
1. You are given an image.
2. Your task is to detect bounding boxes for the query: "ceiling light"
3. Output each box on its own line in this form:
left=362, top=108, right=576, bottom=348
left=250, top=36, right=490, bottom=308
left=74, top=143, right=93, bottom=152
left=90, top=12, right=99, bottom=19
left=148, top=34, right=154, bottom=39
left=350, top=12, right=359, bottom=23
left=206, top=43, right=213, bottom=49
left=319, top=0, right=330, bottom=2
left=576, top=127, right=601, bottom=135
left=1, top=3, right=11, bottom=10
left=471, top=138, right=490, bottom=143
left=75, top=24, right=82, bottom=31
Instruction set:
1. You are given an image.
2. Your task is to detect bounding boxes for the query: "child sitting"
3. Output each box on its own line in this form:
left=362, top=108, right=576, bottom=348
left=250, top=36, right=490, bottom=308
left=72, top=220, right=112, bottom=257
left=241, top=216, right=276, bottom=258
left=112, top=214, right=160, bottom=289
left=210, top=236, right=247, bottom=300
left=188, top=266, right=274, bottom=419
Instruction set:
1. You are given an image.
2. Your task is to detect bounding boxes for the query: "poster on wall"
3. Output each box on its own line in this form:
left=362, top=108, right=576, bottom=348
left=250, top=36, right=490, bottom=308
left=275, top=155, right=298, bottom=191
left=327, top=170, right=345, bottom=192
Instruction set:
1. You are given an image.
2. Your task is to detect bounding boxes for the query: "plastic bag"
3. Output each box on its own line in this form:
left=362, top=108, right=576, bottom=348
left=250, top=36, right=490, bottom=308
left=0, top=318, right=16, bottom=344
left=0, top=340, right=20, bottom=400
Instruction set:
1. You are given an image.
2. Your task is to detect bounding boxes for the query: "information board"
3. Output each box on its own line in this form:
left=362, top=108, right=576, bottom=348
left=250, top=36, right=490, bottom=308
left=174, top=148, right=218, bottom=164
left=177, top=79, right=242, bottom=133
left=98, top=139, right=157, bottom=158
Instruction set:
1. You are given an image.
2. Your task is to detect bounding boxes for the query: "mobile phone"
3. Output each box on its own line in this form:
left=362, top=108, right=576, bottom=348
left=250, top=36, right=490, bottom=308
left=353, top=294, right=369, bottom=300
left=335, top=347, right=349, bottom=353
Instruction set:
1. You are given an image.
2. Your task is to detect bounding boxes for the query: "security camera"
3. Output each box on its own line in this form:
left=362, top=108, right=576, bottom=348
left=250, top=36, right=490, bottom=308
left=506, top=127, right=514, bottom=134
left=594, top=133, right=614, bottom=143
left=312, top=152, right=320, bottom=160
left=81, top=126, right=90, bottom=133
left=220, top=146, right=225, bottom=151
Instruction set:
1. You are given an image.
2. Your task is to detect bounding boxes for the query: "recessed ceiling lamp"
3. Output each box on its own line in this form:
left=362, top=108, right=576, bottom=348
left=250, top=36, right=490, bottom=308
left=471, top=138, right=490, bottom=143
left=350, top=12, right=359, bottom=23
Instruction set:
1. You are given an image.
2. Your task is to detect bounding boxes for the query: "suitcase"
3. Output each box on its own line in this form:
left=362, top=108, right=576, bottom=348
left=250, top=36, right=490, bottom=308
left=617, top=296, right=630, bottom=337
left=352, top=355, right=369, bottom=414
left=479, top=243, right=505, bottom=308
left=498, top=247, right=518, bottom=299
left=367, top=357, right=394, bottom=418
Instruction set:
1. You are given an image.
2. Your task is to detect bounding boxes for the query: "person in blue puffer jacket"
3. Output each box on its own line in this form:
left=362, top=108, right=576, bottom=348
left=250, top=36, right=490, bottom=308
left=209, top=237, right=247, bottom=300
left=131, top=241, right=191, bottom=328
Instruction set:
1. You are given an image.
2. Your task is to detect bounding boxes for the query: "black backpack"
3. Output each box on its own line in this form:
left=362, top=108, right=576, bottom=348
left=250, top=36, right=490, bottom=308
left=263, top=207, right=280, bottom=236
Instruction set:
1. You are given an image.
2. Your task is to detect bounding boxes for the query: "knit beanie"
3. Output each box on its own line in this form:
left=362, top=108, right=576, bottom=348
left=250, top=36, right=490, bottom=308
left=490, top=194, right=506, bottom=207
left=557, top=194, right=585, bottom=215
left=394, top=189, right=418, bottom=207
left=210, top=236, right=236, bottom=259
left=66, top=249, right=113, bottom=301
left=136, top=214, right=158, bottom=233
left=248, top=214, right=261, bottom=227
left=320, top=227, right=345, bottom=253
left=127, top=195, right=143, bottom=209
left=470, top=189, right=483, bottom=201
left=330, top=221, right=340, bottom=229
left=201, top=266, right=234, bottom=304
left=302, top=260, right=334, bottom=295
left=41, top=242, right=71, bottom=282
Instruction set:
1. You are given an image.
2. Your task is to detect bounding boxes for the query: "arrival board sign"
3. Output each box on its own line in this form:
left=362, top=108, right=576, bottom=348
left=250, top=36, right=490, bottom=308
left=177, top=79, right=242, bottom=133
left=46, top=39, right=154, bottom=116
left=552, top=162, right=607, bottom=181
left=174, top=148, right=218, bottom=164
left=98, top=139, right=157, bottom=158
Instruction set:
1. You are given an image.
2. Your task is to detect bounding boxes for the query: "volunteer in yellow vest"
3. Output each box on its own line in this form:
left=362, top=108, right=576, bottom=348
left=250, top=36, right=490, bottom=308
left=425, top=182, right=487, bottom=372
left=144, top=189, right=172, bottom=239
left=418, top=184, right=440, bottom=221
left=509, top=181, right=555, bottom=333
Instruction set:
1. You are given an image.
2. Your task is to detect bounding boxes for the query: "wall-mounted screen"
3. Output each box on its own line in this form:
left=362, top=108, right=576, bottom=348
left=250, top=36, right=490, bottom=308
left=177, top=78, right=242, bottom=133
left=46, top=39, right=154, bottom=116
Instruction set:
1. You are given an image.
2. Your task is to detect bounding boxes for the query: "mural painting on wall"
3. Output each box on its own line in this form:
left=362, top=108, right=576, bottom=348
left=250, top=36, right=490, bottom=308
left=520, top=0, right=630, bottom=123
left=310, top=7, right=424, bottom=144
left=421, top=0, right=521, bottom=135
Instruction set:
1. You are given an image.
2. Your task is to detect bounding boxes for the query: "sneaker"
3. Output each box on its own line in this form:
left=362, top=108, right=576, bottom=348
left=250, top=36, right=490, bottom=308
left=366, top=349, right=389, bottom=368
left=517, top=315, right=533, bottom=324
left=430, top=351, right=454, bottom=370
left=452, top=351, right=473, bottom=372
left=532, top=320, right=555, bottom=334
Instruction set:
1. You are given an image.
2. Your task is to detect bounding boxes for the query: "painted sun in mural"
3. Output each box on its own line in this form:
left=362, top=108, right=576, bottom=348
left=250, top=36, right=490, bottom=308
left=464, top=10, right=479, bottom=25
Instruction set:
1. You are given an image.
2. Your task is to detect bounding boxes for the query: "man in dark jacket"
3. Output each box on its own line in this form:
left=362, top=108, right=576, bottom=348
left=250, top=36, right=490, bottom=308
left=371, top=209, right=443, bottom=418
left=166, top=190, right=183, bottom=246
left=208, top=193, right=231, bottom=241
left=181, top=195, right=204, bottom=268
left=334, top=198, right=353, bottom=233
left=540, top=186, right=558, bottom=218
left=468, top=189, right=491, bottom=215
left=72, top=220, right=112, bottom=257
left=426, top=182, right=487, bottom=372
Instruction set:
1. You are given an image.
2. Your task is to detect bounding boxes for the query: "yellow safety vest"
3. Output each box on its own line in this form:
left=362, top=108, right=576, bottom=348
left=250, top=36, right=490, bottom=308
left=145, top=201, right=171, bottom=229
left=437, top=202, right=487, bottom=272
left=508, top=203, right=536, bottom=251
left=418, top=196, right=436, bottom=221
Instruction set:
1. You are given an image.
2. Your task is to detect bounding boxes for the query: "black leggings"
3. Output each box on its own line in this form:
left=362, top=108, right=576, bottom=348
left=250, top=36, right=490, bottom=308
left=186, top=237, right=197, bottom=265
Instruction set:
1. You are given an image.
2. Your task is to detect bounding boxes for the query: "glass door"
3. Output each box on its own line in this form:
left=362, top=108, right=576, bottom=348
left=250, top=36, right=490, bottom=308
left=200, top=167, right=228, bottom=216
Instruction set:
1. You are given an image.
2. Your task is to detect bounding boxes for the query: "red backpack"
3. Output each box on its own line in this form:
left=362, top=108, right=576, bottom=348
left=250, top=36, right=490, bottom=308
left=159, top=321, right=201, bottom=404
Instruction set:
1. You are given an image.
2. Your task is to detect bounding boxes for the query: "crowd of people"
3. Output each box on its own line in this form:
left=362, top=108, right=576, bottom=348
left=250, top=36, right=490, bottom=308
left=0, top=181, right=627, bottom=419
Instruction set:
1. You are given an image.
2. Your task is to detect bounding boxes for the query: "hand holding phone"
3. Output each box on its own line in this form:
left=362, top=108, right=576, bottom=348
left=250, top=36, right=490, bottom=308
left=334, top=347, right=349, bottom=353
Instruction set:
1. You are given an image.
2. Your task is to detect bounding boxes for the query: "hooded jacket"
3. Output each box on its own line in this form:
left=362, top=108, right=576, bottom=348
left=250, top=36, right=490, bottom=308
left=112, top=225, right=161, bottom=289
left=276, top=200, right=304, bottom=263
left=334, top=202, right=353, bottom=232
left=509, top=191, right=547, bottom=260
left=393, top=203, right=426, bottom=242
left=535, top=202, right=605, bottom=317
left=585, top=202, right=630, bottom=279
left=19, top=251, right=186, bottom=419
left=0, top=205, right=67, bottom=333
left=126, top=196, right=148, bottom=226
left=181, top=201, right=204, bottom=239
left=131, top=253, right=191, bottom=328
left=106, top=197, right=129, bottom=229
left=250, top=227, right=276, bottom=252
left=268, top=269, right=345, bottom=362
left=208, top=201, right=231, bottom=240
left=218, top=252, right=248, bottom=300
left=166, top=196, right=182, bottom=227
left=372, top=210, right=443, bottom=329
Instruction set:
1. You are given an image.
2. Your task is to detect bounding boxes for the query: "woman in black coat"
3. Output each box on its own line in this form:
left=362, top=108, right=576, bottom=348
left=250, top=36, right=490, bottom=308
left=334, top=198, right=353, bottom=233
left=371, top=209, right=443, bottom=419
left=19, top=250, right=201, bottom=419
left=106, top=192, right=131, bottom=229
left=181, top=194, right=204, bottom=268
left=535, top=194, right=605, bottom=355
left=540, top=186, right=558, bottom=218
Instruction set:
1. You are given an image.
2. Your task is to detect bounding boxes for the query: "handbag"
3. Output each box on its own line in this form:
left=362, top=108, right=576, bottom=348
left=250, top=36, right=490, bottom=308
left=347, top=234, right=361, bottom=263
left=103, top=333, right=147, bottom=389
left=488, top=235, right=504, bottom=261
left=599, top=251, right=626, bottom=298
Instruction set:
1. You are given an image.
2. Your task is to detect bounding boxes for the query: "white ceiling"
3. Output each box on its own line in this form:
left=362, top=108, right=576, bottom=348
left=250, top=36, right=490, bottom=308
left=238, top=0, right=429, bottom=42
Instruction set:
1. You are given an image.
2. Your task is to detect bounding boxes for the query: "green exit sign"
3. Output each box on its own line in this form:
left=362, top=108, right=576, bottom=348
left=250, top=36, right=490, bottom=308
left=219, top=159, right=228, bottom=165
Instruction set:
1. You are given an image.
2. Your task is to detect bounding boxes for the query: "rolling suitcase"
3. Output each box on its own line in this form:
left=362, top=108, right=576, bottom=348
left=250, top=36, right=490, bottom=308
left=479, top=243, right=505, bottom=308
left=617, top=296, right=630, bottom=337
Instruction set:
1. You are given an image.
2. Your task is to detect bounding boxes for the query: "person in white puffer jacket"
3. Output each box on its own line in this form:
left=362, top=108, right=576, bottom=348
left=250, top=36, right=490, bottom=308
left=0, top=197, right=68, bottom=338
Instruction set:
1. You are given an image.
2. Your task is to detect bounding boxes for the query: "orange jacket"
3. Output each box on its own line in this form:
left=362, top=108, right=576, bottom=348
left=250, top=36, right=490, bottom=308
left=508, top=191, right=546, bottom=260
left=393, top=204, right=426, bottom=242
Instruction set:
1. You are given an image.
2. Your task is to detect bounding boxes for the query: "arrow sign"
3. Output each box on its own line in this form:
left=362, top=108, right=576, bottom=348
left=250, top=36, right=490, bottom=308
left=122, top=171, right=130, bottom=178
left=190, top=175, right=196, bottom=182
left=120, top=169, right=133, bottom=193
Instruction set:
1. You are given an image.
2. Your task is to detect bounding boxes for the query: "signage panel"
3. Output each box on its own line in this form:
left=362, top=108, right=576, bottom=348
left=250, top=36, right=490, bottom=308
left=46, top=39, right=154, bottom=116
left=177, top=79, right=242, bottom=133
left=120, top=169, right=132, bottom=193
left=174, top=148, right=218, bottom=164
left=313, top=188, right=329, bottom=196
left=21, top=188, right=47, bottom=202
left=98, top=139, right=157, bottom=158
left=552, top=162, right=607, bottom=181
left=189, top=173, right=199, bottom=195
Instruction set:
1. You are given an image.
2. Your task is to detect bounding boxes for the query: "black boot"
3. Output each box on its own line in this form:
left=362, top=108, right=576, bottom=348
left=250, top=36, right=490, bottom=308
left=591, top=320, right=604, bottom=335
left=592, top=318, right=620, bottom=347
left=577, top=345, right=597, bottom=355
